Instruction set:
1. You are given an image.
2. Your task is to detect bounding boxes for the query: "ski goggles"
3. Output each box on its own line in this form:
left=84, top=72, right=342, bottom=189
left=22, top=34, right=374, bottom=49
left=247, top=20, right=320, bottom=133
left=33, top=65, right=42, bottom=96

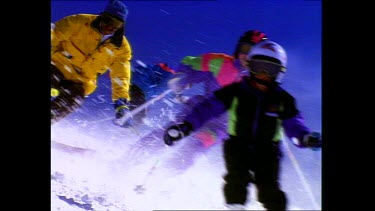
left=101, top=13, right=124, bottom=30
left=247, top=59, right=286, bottom=79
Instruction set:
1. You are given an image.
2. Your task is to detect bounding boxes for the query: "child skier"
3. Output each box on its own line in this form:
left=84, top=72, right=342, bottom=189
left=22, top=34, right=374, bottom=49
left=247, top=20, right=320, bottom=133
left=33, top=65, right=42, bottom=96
left=163, top=40, right=322, bottom=211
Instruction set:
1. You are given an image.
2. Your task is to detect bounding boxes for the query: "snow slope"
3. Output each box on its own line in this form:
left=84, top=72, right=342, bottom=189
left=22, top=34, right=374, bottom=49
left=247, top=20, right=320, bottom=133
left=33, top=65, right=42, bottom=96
left=51, top=92, right=321, bottom=210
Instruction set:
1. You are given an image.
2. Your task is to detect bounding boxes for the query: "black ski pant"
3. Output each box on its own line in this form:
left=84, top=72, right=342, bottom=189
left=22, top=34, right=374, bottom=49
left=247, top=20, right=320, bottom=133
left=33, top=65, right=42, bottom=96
left=223, top=136, right=287, bottom=211
left=51, top=65, right=85, bottom=124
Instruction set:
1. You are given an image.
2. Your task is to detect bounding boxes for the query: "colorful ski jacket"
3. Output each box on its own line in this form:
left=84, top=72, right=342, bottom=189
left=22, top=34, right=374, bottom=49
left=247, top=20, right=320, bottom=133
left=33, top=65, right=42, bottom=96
left=184, top=77, right=311, bottom=144
left=180, top=53, right=243, bottom=87
left=174, top=53, right=244, bottom=94
left=173, top=53, right=246, bottom=135
left=51, top=14, right=132, bottom=101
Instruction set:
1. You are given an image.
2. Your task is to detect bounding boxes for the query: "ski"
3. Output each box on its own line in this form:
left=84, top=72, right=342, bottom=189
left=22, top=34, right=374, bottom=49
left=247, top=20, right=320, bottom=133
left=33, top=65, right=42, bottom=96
left=51, top=141, right=95, bottom=154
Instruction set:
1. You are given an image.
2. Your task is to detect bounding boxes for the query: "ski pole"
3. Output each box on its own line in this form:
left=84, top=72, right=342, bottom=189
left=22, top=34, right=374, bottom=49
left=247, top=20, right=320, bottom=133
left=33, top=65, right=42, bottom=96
left=116, top=89, right=173, bottom=126
left=281, top=136, right=320, bottom=210
left=90, top=89, right=173, bottom=124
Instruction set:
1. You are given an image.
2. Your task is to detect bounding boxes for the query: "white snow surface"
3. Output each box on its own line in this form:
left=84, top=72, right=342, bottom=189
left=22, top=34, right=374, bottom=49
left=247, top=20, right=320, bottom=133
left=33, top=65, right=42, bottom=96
left=51, top=109, right=321, bottom=211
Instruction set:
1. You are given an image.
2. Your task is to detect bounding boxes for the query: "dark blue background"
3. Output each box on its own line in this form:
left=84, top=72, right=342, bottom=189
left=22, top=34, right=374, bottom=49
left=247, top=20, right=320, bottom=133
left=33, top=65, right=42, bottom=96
left=51, top=0, right=321, bottom=130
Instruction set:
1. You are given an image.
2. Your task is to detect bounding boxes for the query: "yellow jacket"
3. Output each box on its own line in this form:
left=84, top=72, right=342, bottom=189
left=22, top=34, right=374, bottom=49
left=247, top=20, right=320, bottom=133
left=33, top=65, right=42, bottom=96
left=51, top=14, right=132, bottom=101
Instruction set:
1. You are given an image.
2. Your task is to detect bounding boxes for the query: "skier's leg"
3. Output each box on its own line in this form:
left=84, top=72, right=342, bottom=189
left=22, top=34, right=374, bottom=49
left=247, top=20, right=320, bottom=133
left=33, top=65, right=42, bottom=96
left=222, top=137, right=253, bottom=205
left=254, top=142, right=287, bottom=211
left=51, top=65, right=85, bottom=124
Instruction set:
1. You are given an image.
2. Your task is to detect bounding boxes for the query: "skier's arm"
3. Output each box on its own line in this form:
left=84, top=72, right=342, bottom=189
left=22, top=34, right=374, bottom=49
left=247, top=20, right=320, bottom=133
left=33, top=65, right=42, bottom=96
left=164, top=94, right=228, bottom=146
left=282, top=112, right=311, bottom=145
left=281, top=95, right=321, bottom=149
left=184, top=84, right=235, bottom=131
left=164, top=84, right=236, bottom=145
left=109, top=37, right=132, bottom=102
left=184, top=94, right=227, bottom=131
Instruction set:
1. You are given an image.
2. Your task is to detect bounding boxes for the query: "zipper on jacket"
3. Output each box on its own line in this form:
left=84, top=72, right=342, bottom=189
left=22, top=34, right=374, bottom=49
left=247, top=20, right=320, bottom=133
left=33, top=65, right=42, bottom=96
left=249, top=86, right=263, bottom=141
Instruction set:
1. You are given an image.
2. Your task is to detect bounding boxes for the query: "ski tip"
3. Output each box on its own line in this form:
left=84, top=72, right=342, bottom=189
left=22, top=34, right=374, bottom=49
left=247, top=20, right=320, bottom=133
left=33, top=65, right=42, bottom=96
left=51, top=141, right=95, bottom=154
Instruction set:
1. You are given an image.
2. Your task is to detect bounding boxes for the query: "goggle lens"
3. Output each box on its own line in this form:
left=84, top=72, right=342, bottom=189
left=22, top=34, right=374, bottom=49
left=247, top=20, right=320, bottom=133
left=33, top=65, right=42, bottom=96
left=248, top=59, right=285, bottom=78
left=101, top=13, right=123, bottom=29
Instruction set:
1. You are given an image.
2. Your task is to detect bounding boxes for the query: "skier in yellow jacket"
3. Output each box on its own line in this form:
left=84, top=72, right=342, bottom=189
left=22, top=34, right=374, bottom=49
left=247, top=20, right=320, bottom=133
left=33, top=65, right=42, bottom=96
left=51, top=0, right=133, bottom=127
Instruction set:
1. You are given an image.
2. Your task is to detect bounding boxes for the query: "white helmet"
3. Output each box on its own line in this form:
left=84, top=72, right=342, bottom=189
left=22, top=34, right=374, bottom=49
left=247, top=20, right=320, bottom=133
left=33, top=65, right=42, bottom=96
left=248, top=40, right=287, bottom=67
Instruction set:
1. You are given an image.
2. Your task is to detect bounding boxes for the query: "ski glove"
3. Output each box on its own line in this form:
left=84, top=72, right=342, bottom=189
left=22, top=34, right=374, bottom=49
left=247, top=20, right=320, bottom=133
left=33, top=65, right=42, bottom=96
left=302, top=132, right=322, bottom=150
left=164, top=121, right=193, bottom=146
left=114, top=98, right=133, bottom=128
